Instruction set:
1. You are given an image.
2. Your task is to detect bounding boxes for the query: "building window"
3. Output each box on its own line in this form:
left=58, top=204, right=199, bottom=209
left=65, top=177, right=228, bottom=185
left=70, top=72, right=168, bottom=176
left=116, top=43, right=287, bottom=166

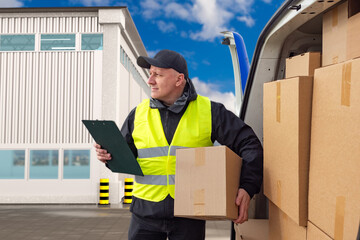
left=120, top=46, right=124, bottom=63
left=41, top=34, right=76, bottom=51
left=29, top=150, right=58, bottom=179
left=0, top=150, right=25, bottom=179
left=81, top=34, right=103, bottom=50
left=120, top=46, right=146, bottom=84
left=63, top=150, right=90, bottom=179
left=0, top=35, right=35, bottom=51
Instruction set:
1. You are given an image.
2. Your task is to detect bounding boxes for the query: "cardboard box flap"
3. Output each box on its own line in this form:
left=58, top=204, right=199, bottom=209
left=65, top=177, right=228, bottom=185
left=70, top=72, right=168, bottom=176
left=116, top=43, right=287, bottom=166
left=269, top=202, right=306, bottom=240
left=234, top=219, right=269, bottom=240
left=307, top=221, right=333, bottom=240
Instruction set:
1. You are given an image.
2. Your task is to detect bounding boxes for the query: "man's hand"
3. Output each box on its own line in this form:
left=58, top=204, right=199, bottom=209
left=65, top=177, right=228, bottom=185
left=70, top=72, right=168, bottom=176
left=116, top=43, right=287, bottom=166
left=94, top=143, right=112, bottom=164
left=233, top=188, right=250, bottom=224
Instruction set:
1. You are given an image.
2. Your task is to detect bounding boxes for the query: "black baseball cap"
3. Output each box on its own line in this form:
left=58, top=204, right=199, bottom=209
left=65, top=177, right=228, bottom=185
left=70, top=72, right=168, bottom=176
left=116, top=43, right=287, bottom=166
left=137, top=49, right=189, bottom=79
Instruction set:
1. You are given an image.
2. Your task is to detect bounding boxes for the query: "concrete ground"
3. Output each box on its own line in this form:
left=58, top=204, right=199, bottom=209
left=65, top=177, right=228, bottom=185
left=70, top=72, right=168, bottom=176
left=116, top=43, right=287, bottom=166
left=0, top=204, right=231, bottom=240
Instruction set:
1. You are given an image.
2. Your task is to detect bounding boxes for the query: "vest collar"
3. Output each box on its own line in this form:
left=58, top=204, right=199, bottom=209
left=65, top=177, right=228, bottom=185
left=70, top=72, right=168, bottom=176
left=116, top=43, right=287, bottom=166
left=149, top=78, right=198, bottom=114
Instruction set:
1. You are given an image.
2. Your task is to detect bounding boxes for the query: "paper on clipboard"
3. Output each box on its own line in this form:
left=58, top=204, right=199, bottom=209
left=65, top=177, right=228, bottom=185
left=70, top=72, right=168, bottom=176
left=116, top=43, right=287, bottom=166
left=82, top=120, right=143, bottom=176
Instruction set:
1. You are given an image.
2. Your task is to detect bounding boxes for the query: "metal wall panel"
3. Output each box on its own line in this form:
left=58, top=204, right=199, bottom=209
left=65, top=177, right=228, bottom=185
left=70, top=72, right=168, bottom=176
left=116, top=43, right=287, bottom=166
left=0, top=51, right=94, bottom=144
left=0, top=16, right=102, bottom=33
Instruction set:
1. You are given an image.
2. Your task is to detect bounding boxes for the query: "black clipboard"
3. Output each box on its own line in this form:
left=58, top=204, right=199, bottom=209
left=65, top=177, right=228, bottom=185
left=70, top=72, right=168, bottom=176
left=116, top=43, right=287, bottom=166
left=82, top=120, right=143, bottom=176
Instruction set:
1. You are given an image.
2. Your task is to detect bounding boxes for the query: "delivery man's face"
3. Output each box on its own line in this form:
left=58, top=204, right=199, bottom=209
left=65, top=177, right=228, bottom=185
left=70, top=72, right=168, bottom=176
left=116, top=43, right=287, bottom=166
left=148, top=65, right=184, bottom=105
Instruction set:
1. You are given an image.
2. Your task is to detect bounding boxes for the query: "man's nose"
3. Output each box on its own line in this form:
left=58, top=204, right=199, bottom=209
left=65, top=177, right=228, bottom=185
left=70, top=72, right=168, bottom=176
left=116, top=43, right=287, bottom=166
left=147, top=75, right=155, bottom=85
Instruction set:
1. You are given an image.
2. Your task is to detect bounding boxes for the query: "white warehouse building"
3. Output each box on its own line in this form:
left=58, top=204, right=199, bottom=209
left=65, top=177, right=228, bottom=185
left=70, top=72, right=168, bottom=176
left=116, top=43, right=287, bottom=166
left=0, top=7, right=150, bottom=204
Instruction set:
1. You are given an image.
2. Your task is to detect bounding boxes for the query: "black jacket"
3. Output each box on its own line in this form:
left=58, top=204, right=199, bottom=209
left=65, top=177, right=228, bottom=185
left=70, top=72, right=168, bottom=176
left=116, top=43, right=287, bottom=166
left=120, top=79, right=263, bottom=219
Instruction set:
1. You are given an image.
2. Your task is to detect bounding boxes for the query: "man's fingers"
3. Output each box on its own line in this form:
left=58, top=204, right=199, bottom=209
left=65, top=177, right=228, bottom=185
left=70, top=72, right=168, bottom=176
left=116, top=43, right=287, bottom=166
left=234, top=202, right=248, bottom=224
left=98, top=153, right=111, bottom=160
left=93, top=144, right=112, bottom=162
left=235, top=197, right=241, bottom=206
left=239, top=202, right=248, bottom=223
left=95, top=148, right=108, bottom=154
left=97, top=154, right=111, bottom=164
left=233, top=188, right=250, bottom=224
left=95, top=149, right=112, bottom=159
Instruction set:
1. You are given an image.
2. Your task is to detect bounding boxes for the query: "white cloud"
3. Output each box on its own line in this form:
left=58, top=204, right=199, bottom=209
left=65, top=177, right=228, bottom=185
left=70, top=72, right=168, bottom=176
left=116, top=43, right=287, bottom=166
left=237, top=15, right=255, bottom=27
left=140, top=0, right=163, bottom=19
left=136, top=0, right=257, bottom=42
left=69, top=0, right=112, bottom=6
left=262, top=0, right=272, bottom=3
left=189, top=0, right=233, bottom=41
left=0, top=0, right=23, bottom=7
left=164, top=2, right=191, bottom=19
left=234, top=0, right=255, bottom=15
left=192, top=77, right=236, bottom=113
left=157, top=20, right=176, bottom=33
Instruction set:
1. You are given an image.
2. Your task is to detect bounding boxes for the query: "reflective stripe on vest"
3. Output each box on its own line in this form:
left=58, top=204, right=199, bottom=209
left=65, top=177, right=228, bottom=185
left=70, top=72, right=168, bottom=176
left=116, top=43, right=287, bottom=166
left=137, top=146, right=188, bottom=158
left=135, top=174, right=175, bottom=185
left=132, top=95, right=213, bottom=202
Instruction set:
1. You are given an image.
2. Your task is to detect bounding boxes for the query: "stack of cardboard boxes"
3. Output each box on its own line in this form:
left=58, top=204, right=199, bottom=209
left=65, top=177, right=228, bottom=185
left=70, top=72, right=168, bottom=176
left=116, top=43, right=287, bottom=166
left=264, top=0, right=360, bottom=239
left=264, top=52, right=318, bottom=239
left=308, top=1, right=360, bottom=239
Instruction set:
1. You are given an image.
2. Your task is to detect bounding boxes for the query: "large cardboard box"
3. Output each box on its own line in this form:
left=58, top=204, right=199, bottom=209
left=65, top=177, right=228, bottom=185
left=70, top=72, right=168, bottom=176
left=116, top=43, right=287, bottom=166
left=269, top=201, right=307, bottom=240
left=307, top=221, right=333, bottom=240
left=322, top=1, right=348, bottom=66
left=308, top=58, right=360, bottom=240
left=174, top=146, right=242, bottom=220
left=285, top=52, right=321, bottom=78
left=234, top=219, right=269, bottom=240
left=263, top=76, right=313, bottom=226
left=347, top=12, right=360, bottom=60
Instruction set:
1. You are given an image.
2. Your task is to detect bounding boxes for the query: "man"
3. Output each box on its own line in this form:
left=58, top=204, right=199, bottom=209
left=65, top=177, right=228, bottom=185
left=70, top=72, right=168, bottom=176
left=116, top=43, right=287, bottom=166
left=95, top=49, right=263, bottom=240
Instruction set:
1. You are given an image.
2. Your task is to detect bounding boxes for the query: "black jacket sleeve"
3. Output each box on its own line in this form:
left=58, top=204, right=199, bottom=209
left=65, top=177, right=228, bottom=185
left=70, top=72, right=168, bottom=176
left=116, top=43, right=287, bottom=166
left=120, top=107, right=138, bottom=158
left=211, top=101, right=263, bottom=199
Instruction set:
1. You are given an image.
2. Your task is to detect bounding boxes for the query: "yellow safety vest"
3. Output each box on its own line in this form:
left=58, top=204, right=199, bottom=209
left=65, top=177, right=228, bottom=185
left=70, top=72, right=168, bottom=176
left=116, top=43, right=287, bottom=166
left=132, top=95, right=213, bottom=202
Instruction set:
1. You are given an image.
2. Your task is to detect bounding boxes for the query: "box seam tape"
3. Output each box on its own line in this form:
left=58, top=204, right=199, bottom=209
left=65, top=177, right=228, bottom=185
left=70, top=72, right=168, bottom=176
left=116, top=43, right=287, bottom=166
left=193, top=189, right=205, bottom=216
left=276, top=82, right=281, bottom=123
left=341, top=62, right=351, bottom=107
left=334, top=196, right=346, bottom=240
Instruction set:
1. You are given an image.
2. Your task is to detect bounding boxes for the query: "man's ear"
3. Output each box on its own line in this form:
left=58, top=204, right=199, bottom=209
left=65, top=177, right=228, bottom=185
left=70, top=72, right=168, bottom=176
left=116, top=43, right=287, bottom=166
left=175, top=73, right=185, bottom=87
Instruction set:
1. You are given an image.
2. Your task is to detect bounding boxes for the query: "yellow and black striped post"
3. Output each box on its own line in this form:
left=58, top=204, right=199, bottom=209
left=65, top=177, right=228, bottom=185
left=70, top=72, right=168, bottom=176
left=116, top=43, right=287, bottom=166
left=99, top=178, right=110, bottom=205
left=124, top=178, right=134, bottom=204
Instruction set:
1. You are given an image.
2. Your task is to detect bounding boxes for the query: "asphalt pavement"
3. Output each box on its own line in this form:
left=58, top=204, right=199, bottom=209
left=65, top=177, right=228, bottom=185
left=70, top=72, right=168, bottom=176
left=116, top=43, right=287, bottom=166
left=0, top=204, right=231, bottom=240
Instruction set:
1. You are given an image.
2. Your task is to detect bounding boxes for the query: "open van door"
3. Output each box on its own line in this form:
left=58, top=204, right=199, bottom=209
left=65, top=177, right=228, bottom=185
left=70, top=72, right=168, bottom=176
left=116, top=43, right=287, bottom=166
left=221, top=31, right=250, bottom=116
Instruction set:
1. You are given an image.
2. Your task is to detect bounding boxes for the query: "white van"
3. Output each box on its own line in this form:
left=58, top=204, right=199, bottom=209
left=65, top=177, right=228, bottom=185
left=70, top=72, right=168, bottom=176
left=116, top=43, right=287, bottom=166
left=226, top=0, right=359, bottom=239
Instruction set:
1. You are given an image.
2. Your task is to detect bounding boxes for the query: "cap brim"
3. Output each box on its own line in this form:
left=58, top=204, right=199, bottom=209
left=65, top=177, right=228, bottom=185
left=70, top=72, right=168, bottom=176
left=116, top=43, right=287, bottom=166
left=137, top=56, right=170, bottom=69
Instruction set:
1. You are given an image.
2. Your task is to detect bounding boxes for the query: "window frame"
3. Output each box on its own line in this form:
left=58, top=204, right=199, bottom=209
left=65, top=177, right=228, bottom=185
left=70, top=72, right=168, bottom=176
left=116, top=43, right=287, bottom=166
left=40, top=33, right=76, bottom=51
left=0, top=146, right=92, bottom=181
left=81, top=33, right=103, bottom=51
left=0, top=34, right=35, bottom=52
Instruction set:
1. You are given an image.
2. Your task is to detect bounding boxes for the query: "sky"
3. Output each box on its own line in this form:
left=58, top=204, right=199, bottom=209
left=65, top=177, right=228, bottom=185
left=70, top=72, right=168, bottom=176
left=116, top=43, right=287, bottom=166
left=0, top=0, right=285, bottom=113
